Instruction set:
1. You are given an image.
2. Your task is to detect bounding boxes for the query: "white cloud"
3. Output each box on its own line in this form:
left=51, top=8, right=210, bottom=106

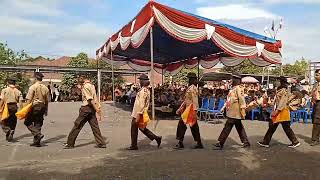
left=195, top=0, right=320, bottom=5
left=0, top=0, right=111, bottom=58
left=0, top=16, right=53, bottom=36
left=263, top=0, right=320, bottom=4
left=51, top=22, right=111, bottom=56
left=196, top=4, right=276, bottom=20
left=0, top=0, right=64, bottom=17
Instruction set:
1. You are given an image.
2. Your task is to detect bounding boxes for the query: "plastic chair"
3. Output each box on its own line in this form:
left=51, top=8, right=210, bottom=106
left=206, top=98, right=225, bottom=121
left=251, top=108, right=261, bottom=121
left=303, top=108, right=313, bottom=123
left=197, top=97, right=209, bottom=120
left=297, top=100, right=312, bottom=123
left=200, top=96, right=215, bottom=120
left=290, top=111, right=298, bottom=124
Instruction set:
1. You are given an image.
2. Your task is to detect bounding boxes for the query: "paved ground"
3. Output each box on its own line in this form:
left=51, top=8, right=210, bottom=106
left=0, top=102, right=319, bottom=180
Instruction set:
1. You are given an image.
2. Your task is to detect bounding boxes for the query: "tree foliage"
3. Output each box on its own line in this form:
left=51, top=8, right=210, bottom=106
left=221, top=59, right=263, bottom=74
left=165, top=67, right=203, bottom=85
left=62, top=53, right=124, bottom=90
left=0, top=42, right=30, bottom=93
left=222, top=58, right=309, bottom=80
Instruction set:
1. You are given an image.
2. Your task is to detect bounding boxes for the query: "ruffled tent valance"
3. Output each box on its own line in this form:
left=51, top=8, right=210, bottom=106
left=96, top=1, right=282, bottom=74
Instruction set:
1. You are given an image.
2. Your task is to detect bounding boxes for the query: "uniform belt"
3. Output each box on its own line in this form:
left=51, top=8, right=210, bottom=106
left=7, top=102, right=17, bottom=105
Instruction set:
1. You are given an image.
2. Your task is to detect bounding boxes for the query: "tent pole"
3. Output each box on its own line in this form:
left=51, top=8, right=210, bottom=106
left=97, top=55, right=101, bottom=102
left=197, top=59, right=200, bottom=81
left=150, top=27, right=155, bottom=121
left=111, top=47, right=115, bottom=103
left=162, top=68, right=164, bottom=85
left=261, top=67, right=265, bottom=86
left=97, top=69, right=101, bottom=102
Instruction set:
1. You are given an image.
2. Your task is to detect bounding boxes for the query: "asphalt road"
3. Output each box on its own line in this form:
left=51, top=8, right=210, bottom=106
left=0, top=102, right=319, bottom=180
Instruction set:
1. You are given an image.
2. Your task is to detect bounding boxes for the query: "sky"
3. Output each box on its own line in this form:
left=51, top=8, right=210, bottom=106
left=0, top=0, right=319, bottom=64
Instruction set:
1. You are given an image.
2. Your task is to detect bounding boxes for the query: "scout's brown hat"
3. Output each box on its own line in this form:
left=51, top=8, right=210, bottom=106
left=34, top=72, right=44, bottom=79
left=187, top=72, right=197, bottom=79
left=6, top=75, right=17, bottom=82
left=278, top=76, right=288, bottom=84
left=138, top=74, right=149, bottom=80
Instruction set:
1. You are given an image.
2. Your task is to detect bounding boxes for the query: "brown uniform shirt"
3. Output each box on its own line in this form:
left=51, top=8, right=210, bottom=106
left=274, top=88, right=289, bottom=111
left=81, top=81, right=98, bottom=106
left=184, top=85, right=199, bottom=110
left=0, top=85, right=22, bottom=103
left=131, top=87, right=150, bottom=119
left=312, top=82, right=320, bottom=102
left=26, top=81, right=49, bottom=104
left=226, top=85, right=246, bottom=120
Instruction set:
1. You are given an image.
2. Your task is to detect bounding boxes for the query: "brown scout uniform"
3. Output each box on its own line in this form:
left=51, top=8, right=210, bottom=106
left=24, top=81, right=49, bottom=141
left=130, top=87, right=160, bottom=148
left=311, top=82, right=320, bottom=143
left=66, top=80, right=106, bottom=147
left=0, top=85, right=22, bottom=138
left=261, top=87, right=299, bottom=145
left=176, top=84, right=202, bottom=144
left=217, top=85, right=250, bottom=146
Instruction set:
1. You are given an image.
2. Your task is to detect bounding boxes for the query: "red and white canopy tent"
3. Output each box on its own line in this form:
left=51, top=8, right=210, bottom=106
left=96, top=0, right=282, bottom=120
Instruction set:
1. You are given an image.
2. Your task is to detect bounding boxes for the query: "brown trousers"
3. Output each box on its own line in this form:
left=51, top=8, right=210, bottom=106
left=218, top=118, right=249, bottom=145
left=67, top=106, right=105, bottom=146
left=262, top=120, right=299, bottom=144
left=24, top=103, right=46, bottom=139
left=1, top=103, right=18, bottom=135
left=176, top=119, right=201, bottom=143
left=131, top=118, right=158, bottom=147
left=312, top=124, right=320, bottom=142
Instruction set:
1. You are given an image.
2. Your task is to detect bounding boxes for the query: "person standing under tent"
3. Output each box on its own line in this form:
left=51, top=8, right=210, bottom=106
left=65, top=75, right=106, bottom=149
left=0, top=76, right=22, bottom=142
left=257, top=76, right=300, bottom=148
left=213, top=74, right=250, bottom=150
left=311, top=69, right=320, bottom=146
left=24, top=72, right=49, bottom=147
left=54, top=84, right=60, bottom=102
left=174, top=73, right=203, bottom=150
left=127, top=74, right=162, bottom=150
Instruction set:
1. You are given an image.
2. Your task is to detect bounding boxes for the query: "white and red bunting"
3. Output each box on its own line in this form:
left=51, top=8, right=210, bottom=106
left=96, top=1, right=282, bottom=75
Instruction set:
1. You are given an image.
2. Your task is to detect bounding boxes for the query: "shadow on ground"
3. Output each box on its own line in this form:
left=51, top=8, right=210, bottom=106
left=1, top=133, right=319, bottom=180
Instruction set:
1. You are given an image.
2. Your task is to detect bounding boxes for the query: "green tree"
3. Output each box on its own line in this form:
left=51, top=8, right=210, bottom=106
left=221, top=59, right=263, bottom=74
left=62, top=52, right=90, bottom=88
left=271, top=58, right=308, bottom=79
left=0, top=42, right=30, bottom=93
left=62, top=53, right=124, bottom=91
left=165, top=67, right=203, bottom=85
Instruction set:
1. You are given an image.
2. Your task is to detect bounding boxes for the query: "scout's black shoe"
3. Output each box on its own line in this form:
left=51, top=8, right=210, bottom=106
left=30, top=142, right=41, bottom=147
left=192, top=142, right=204, bottom=149
left=127, top=146, right=138, bottom=150
left=288, top=142, right=301, bottom=148
left=257, top=141, right=270, bottom=148
left=242, top=143, right=251, bottom=148
left=95, top=144, right=107, bottom=148
left=35, top=134, right=44, bottom=144
left=310, top=141, right=320, bottom=146
left=7, top=130, right=14, bottom=142
left=30, top=134, right=44, bottom=147
left=156, top=136, right=162, bottom=148
left=64, top=144, right=75, bottom=149
left=213, top=143, right=223, bottom=150
left=173, top=142, right=184, bottom=150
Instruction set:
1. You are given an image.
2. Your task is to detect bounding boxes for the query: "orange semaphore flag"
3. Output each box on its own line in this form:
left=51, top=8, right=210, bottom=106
left=181, top=104, right=197, bottom=127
